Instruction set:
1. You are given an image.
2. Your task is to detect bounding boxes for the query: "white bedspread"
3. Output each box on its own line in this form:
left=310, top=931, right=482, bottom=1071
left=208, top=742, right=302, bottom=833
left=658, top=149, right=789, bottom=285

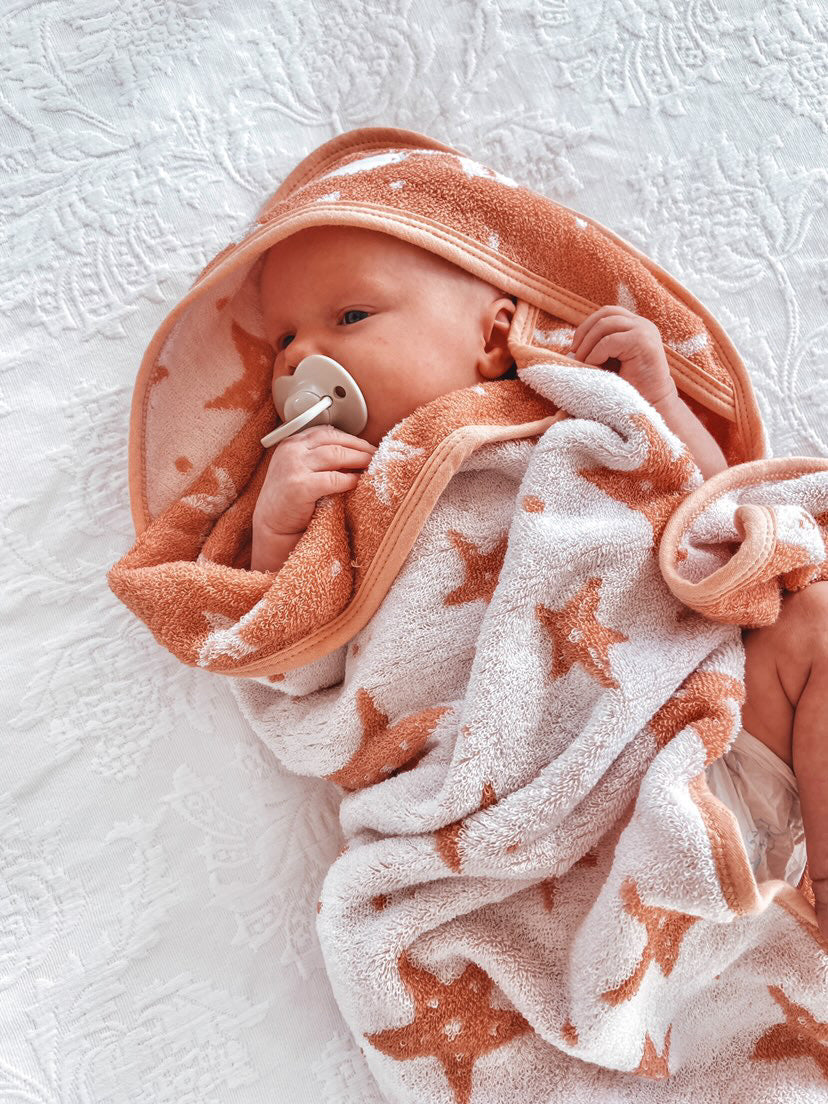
left=1, top=2, right=825, bottom=1100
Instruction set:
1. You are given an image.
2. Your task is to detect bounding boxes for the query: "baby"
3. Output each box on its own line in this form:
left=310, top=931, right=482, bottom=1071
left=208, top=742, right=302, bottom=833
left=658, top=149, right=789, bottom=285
left=251, top=224, right=828, bottom=937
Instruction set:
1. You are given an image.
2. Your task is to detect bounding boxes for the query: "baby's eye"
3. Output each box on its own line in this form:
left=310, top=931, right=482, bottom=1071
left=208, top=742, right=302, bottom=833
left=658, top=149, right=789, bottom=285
left=275, top=310, right=368, bottom=350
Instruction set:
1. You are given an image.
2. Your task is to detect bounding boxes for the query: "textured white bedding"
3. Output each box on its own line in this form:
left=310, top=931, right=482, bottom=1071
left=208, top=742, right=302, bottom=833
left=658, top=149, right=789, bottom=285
left=1, top=2, right=825, bottom=1100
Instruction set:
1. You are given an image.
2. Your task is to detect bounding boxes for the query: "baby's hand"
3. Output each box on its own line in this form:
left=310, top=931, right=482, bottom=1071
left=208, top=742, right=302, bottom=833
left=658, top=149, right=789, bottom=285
left=253, top=424, right=377, bottom=538
left=568, top=305, right=677, bottom=408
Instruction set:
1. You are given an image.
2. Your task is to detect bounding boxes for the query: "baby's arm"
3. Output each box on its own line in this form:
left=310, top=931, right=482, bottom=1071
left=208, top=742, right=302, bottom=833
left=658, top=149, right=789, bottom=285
left=648, top=388, right=727, bottom=479
left=568, top=307, right=727, bottom=479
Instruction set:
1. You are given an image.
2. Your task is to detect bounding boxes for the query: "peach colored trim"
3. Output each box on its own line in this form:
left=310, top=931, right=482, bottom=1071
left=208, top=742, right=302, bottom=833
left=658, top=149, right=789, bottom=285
left=548, top=209, right=762, bottom=460
left=263, top=126, right=762, bottom=454
left=688, top=770, right=763, bottom=915
left=674, top=503, right=777, bottom=610
left=689, top=764, right=818, bottom=922
left=506, top=302, right=733, bottom=427
left=659, top=456, right=828, bottom=608
left=220, top=413, right=564, bottom=677
left=129, top=131, right=763, bottom=534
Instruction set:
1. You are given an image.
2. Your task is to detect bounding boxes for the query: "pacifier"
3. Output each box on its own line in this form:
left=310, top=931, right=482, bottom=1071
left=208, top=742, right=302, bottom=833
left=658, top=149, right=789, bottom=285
left=260, top=354, right=368, bottom=448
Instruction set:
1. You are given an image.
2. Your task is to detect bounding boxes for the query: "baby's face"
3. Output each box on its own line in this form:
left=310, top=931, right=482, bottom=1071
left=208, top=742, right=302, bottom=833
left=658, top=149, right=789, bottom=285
left=259, top=225, right=516, bottom=446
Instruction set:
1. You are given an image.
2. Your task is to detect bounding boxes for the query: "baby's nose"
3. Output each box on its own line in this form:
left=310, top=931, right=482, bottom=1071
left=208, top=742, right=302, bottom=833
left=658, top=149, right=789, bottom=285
left=286, top=340, right=320, bottom=374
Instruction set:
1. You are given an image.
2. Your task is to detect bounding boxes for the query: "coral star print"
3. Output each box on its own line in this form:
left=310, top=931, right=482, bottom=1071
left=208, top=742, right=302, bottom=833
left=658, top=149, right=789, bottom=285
left=435, top=779, right=499, bottom=873
left=366, top=433, right=426, bottom=507
left=647, top=669, right=744, bottom=762
left=752, top=986, right=828, bottom=1076
left=536, top=577, right=628, bottom=689
left=444, top=530, right=508, bottom=606
left=578, top=414, right=696, bottom=543
left=601, top=879, right=700, bottom=1005
left=365, top=952, right=531, bottom=1104
left=326, top=688, right=449, bottom=792
left=633, top=1030, right=672, bottom=1079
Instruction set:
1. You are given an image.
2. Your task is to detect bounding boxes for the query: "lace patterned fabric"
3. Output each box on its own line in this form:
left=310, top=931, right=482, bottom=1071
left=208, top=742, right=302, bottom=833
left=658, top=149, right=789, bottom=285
left=1, top=1, right=825, bottom=1100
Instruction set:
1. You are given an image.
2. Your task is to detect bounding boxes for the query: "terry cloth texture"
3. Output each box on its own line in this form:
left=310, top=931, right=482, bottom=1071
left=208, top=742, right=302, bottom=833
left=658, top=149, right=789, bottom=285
left=108, top=128, right=828, bottom=1100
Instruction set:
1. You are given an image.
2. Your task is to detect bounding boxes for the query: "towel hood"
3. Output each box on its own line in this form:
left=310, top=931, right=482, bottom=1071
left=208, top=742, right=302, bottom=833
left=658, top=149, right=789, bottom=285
left=127, top=125, right=765, bottom=536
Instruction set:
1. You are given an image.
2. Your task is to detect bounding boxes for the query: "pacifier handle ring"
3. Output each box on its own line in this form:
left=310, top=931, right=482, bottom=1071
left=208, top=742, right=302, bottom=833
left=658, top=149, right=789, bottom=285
left=260, top=395, right=333, bottom=448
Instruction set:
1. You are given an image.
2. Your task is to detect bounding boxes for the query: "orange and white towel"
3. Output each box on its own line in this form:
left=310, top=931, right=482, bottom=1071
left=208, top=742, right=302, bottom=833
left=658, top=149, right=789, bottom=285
left=108, top=127, right=828, bottom=1101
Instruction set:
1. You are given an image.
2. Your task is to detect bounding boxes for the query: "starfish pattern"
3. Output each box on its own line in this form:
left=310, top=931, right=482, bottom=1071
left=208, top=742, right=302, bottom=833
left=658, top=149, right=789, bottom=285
left=578, top=413, right=694, bottom=545
left=327, top=688, right=449, bottom=792
left=197, top=608, right=259, bottom=666
left=536, top=577, right=628, bottom=689
left=648, top=669, right=744, bottom=765
left=366, top=434, right=426, bottom=507
left=541, top=800, right=638, bottom=917
left=601, top=878, right=699, bottom=1005
left=181, top=465, right=237, bottom=519
left=560, top=1019, right=578, bottom=1046
left=539, top=847, right=599, bottom=911
left=752, top=985, right=828, bottom=1076
left=436, top=779, right=498, bottom=872
left=633, top=1027, right=672, bottom=1078
left=444, top=530, right=509, bottom=606
left=366, top=951, right=531, bottom=1104
left=204, top=321, right=274, bottom=413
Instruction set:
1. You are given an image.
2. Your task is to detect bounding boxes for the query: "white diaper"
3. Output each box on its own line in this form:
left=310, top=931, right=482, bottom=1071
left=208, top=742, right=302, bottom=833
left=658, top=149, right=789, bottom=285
left=705, top=727, right=807, bottom=887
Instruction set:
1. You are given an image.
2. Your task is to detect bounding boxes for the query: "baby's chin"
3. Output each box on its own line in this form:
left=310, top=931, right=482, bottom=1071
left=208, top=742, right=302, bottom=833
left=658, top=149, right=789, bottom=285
left=364, top=407, right=419, bottom=447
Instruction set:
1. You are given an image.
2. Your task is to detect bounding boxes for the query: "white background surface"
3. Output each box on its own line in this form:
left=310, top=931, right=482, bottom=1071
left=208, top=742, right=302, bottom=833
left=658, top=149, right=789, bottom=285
left=1, top=2, right=825, bottom=1101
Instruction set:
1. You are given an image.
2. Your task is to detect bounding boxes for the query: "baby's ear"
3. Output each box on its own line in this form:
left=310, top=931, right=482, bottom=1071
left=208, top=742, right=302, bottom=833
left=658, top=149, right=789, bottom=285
left=478, top=297, right=517, bottom=379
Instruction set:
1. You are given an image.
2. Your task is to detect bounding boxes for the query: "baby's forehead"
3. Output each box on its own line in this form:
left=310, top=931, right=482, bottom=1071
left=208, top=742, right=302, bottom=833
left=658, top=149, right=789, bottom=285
left=260, top=226, right=501, bottom=298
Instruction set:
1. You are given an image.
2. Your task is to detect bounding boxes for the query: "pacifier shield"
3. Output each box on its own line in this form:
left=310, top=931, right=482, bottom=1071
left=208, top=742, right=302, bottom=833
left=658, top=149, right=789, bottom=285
left=262, top=354, right=368, bottom=447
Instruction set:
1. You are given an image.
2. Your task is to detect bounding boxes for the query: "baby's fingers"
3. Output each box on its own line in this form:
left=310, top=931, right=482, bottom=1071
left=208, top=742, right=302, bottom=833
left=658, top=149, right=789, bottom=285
left=571, top=315, right=635, bottom=363
left=306, top=444, right=376, bottom=472
left=299, top=425, right=376, bottom=454
left=575, top=333, right=629, bottom=369
left=312, top=469, right=364, bottom=496
left=570, top=306, right=635, bottom=355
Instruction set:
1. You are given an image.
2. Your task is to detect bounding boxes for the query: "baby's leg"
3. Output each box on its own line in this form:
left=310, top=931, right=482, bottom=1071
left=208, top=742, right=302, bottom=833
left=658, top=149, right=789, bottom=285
left=742, top=581, right=828, bottom=938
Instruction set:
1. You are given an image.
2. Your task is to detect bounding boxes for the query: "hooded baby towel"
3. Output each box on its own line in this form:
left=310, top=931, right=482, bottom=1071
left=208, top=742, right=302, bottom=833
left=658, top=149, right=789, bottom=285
left=108, top=128, right=828, bottom=1100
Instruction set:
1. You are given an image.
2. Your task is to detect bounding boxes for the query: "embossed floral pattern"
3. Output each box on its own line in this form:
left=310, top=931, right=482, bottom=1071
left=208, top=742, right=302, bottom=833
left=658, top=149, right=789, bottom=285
left=1, top=0, right=825, bottom=1099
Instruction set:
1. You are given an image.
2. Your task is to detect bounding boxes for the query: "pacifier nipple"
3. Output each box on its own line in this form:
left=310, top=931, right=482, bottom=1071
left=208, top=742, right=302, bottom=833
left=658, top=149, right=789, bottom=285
left=261, top=354, right=368, bottom=448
